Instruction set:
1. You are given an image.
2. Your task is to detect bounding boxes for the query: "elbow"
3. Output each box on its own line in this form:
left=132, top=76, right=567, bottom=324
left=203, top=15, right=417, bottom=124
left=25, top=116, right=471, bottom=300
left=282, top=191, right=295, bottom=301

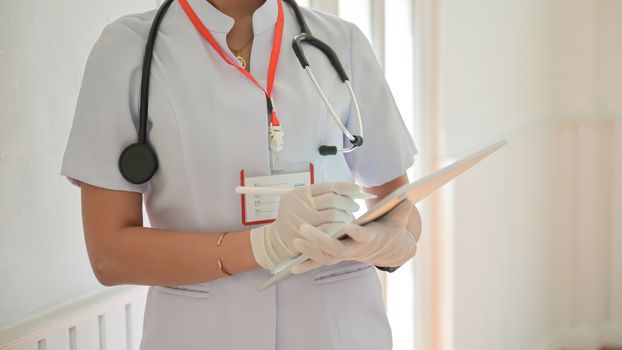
left=91, top=257, right=119, bottom=286
left=408, top=204, right=422, bottom=243
left=84, top=227, right=125, bottom=287
left=87, top=243, right=122, bottom=286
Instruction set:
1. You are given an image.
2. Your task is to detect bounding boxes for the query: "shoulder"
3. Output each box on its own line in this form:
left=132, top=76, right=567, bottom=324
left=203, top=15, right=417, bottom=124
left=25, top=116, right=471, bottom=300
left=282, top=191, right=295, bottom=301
left=89, top=9, right=158, bottom=60
left=104, top=9, right=158, bottom=44
left=83, top=9, right=158, bottom=75
left=78, top=9, right=161, bottom=104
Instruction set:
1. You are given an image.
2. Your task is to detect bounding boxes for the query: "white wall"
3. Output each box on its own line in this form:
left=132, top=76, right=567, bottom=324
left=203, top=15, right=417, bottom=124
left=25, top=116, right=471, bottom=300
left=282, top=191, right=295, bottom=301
left=0, top=0, right=158, bottom=329
left=552, top=0, right=622, bottom=347
left=438, top=0, right=558, bottom=349
left=434, top=0, right=622, bottom=349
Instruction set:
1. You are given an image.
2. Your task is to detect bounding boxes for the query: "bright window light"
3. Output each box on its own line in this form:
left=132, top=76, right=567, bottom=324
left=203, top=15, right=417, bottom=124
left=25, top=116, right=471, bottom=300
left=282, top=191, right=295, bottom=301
left=307, top=1, right=418, bottom=349
left=338, top=0, right=372, bottom=41
left=385, top=0, right=416, bottom=347
left=296, top=0, right=311, bottom=8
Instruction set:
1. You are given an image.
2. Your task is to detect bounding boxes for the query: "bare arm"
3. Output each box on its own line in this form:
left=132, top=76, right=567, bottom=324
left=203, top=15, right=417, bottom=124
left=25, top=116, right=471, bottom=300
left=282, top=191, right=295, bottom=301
left=80, top=182, right=260, bottom=287
left=363, top=173, right=422, bottom=242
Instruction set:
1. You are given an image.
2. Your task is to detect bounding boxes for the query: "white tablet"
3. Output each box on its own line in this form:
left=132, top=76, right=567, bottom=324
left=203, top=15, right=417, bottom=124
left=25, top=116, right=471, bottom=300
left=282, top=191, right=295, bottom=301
left=257, top=139, right=508, bottom=291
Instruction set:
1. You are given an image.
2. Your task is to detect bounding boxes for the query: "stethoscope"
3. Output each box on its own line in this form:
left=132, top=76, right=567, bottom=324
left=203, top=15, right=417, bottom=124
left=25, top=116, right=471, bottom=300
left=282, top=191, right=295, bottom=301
left=119, top=0, right=364, bottom=185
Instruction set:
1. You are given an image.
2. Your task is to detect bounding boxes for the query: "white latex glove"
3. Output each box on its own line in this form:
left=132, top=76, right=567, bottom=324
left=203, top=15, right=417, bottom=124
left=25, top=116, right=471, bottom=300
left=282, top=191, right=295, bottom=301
left=250, top=182, right=364, bottom=273
left=290, top=200, right=421, bottom=274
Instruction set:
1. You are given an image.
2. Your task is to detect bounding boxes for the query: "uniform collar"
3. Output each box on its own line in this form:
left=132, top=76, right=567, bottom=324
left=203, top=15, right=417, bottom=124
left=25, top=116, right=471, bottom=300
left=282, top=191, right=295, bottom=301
left=184, top=0, right=278, bottom=34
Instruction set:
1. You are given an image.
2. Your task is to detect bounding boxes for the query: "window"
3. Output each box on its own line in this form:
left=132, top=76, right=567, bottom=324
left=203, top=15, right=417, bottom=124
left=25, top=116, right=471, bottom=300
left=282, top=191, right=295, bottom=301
left=312, top=1, right=418, bottom=349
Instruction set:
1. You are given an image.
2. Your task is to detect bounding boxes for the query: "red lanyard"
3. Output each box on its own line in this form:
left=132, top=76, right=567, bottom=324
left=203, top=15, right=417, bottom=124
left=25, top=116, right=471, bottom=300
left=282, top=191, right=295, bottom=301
left=179, top=0, right=284, bottom=126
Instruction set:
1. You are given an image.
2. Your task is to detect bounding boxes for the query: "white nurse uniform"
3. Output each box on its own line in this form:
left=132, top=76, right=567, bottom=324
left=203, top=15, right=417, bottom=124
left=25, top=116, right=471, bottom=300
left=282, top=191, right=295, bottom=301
left=60, top=0, right=418, bottom=348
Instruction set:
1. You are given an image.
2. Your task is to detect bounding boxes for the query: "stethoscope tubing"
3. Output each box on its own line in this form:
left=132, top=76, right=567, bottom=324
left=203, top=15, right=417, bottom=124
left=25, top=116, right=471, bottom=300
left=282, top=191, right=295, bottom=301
left=304, top=66, right=364, bottom=153
left=292, top=29, right=364, bottom=154
left=120, top=0, right=365, bottom=184
left=139, top=0, right=176, bottom=145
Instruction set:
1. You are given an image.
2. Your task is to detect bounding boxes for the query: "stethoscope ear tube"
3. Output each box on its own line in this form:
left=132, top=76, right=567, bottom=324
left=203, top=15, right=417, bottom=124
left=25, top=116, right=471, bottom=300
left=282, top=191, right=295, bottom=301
left=290, top=15, right=365, bottom=157
left=318, top=134, right=363, bottom=156
left=350, top=135, right=364, bottom=147
left=292, top=34, right=349, bottom=82
left=302, top=63, right=365, bottom=156
left=318, top=145, right=338, bottom=156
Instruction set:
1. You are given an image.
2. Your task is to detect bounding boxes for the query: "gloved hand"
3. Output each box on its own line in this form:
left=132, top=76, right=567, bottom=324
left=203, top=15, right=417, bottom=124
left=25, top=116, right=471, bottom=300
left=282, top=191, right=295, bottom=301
left=290, top=200, right=421, bottom=274
left=250, top=182, right=364, bottom=273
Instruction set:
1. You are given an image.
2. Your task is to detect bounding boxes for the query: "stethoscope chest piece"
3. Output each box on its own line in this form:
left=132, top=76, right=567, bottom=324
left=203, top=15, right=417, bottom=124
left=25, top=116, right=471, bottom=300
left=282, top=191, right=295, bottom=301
left=119, top=142, right=159, bottom=184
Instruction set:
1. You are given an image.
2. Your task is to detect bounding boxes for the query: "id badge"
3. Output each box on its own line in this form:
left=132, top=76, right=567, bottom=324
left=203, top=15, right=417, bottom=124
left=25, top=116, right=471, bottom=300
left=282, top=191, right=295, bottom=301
left=240, top=163, right=314, bottom=225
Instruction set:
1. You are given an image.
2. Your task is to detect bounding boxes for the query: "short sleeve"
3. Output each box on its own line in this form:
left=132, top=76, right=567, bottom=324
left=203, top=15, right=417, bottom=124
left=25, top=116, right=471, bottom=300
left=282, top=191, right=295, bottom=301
left=60, top=20, right=149, bottom=193
left=343, top=23, right=418, bottom=188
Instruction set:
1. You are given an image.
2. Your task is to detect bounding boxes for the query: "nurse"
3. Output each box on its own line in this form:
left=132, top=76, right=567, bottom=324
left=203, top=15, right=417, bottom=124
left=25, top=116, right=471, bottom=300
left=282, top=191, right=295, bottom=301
left=60, top=0, right=422, bottom=348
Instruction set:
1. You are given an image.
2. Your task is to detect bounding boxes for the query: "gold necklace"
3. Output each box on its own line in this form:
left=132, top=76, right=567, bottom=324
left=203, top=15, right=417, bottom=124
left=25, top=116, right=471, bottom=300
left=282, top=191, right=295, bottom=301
left=228, top=35, right=254, bottom=69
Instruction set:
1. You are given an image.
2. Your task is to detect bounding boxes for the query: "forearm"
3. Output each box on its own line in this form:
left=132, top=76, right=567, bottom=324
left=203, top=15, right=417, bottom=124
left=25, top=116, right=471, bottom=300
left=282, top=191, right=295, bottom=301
left=89, top=226, right=260, bottom=286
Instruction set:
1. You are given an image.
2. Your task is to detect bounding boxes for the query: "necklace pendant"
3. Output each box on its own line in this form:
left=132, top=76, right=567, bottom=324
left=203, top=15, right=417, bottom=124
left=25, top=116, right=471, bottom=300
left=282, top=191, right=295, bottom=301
left=236, top=55, right=247, bottom=69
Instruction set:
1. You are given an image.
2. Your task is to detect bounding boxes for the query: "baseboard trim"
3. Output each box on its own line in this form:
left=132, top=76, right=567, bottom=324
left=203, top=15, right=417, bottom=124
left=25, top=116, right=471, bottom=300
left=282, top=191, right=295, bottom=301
left=0, top=285, right=147, bottom=349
